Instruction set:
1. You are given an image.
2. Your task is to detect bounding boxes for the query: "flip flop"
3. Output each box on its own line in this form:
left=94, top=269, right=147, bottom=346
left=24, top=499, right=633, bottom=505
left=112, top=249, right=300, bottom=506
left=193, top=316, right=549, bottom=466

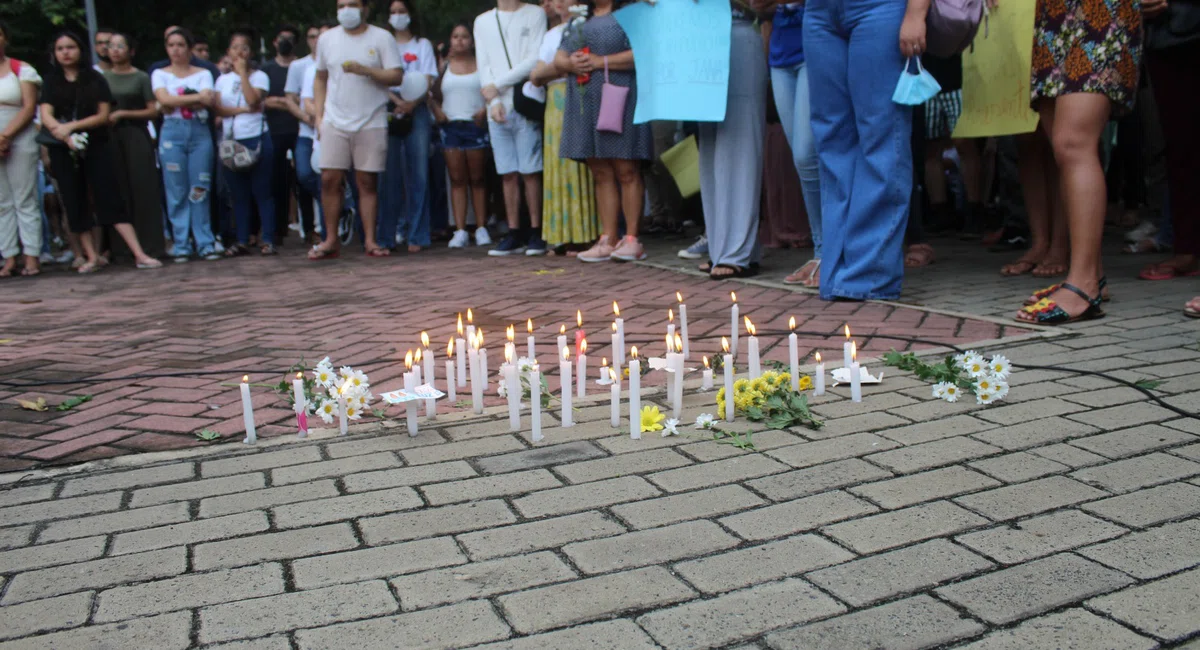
left=709, top=264, right=758, bottom=280
left=1186, top=299, right=1200, bottom=319
left=308, top=246, right=340, bottom=261
left=904, top=244, right=935, bottom=268
left=784, top=260, right=820, bottom=285
left=1138, top=264, right=1200, bottom=281
left=366, top=247, right=392, bottom=257
left=20, top=267, right=40, bottom=277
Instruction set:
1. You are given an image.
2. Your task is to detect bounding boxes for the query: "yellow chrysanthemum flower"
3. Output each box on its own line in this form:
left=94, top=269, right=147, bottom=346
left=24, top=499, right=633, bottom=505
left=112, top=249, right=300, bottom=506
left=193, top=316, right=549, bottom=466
left=640, top=405, right=666, bottom=433
left=798, top=375, right=813, bottom=391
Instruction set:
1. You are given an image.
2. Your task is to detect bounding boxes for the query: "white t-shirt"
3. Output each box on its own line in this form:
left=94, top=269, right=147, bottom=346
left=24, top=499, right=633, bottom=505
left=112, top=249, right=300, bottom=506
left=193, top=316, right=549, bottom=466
left=298, top=64, right=317, bottom=140
left=284, top=54, right=314, bottom=97
left=473, top=5, right=547, bottom=120
left=215, top=70, right=271, bottom=140
left=0, top=61, right=41, bottom=108
left=440, top=69, right=484, bottom=122
left=314, top=25, right=402, bottom=132
left=523, top=22, right=566, bottom=103
left=151, top=68, right=213, bottom=121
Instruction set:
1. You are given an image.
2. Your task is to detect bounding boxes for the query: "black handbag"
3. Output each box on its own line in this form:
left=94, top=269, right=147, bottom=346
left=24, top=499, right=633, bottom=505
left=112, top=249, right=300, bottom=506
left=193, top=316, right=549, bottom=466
left=386, top=104, right=415, bottom=137
left=495, top=10, right=545, bottom=122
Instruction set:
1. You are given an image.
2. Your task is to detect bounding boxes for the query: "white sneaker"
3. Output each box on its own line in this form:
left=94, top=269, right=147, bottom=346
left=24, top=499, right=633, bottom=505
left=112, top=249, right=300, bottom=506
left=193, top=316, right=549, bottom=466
left=475, top=227, right=493, bottom=246
left=448, top=229, right=470, bottom=249
left=1125, top=220, right=1158, bottom=243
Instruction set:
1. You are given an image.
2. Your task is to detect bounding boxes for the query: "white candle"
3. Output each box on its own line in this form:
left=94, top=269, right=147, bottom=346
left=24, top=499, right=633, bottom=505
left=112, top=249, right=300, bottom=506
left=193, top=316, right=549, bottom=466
left=240, top=376, right=257, bottom=444
left=678, top=299, right=690, bottom=359
left=422, top=349, right=435, bottom=417
left=446, top=359, right=457, bottom=402
left=560, top=348, right=573, bottom=427
left=505, top=363, right=520, bottom=431
left=470, top=349, right=484, bottom=414
left=480, top=349, right=489, bottom=392
left=671, top=352, right=684, bottom=420
left=577, top=342, right=588, bottom=399
left=527, top=320, right=536, bottom=362
left=610, top=373, right=621, bottom=428
left=337, top=387, right=348, bottom=436
left=702, top=357, right=713, bottom=391
left=610, top=324, right=621, bottom=373
left=629, top=352, right=641, bottom=439
left=788, top=319, right=800, bottom=392
left=748, top=336, right=760, bottom=378
left=613, top=302, right=625, bottom=364
left=404, top=368, right=419, bottom=436
left=730, top=292, right=739, bottom=360
left=850, top=342, right=862, bottom=403
left=456, top=337, right=467, bottom=387
left=842, top=324, right=852, bottom=370
left=815, top=352, right=826, bottom=396
left=557, top=328, right=568, bottom=362
left=466, top=308, right=476, bottom=343
left=292, top=373, right=307, bottom=438
left=722, top=351, right=734, bottom=422
left=667, top=308, right=676, bottom=348
left=531, top=367, right=543, bottom=442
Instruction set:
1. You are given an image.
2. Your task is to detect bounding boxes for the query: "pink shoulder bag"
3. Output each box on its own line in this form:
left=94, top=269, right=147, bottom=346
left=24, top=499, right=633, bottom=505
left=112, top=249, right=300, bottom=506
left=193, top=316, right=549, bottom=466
left=595, top=56, right=628, bottom=134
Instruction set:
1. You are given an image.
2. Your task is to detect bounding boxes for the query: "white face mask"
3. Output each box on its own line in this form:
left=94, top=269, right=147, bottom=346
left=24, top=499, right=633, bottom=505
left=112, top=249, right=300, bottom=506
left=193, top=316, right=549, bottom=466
left=389, top=13, right=411, bottom=31
left=337, top=7, right=363, bottom=29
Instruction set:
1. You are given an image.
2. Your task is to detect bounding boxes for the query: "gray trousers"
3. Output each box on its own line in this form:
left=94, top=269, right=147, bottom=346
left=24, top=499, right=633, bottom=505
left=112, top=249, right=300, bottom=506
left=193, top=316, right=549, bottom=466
left=0, top=125, right=41, bottom=259
left=699, top=20, right=767, bottom=268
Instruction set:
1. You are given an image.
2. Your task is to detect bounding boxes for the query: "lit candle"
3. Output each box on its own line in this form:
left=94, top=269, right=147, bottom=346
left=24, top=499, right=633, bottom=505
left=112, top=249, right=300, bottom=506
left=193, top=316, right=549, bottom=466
left=664, top=333, right=676, bottom=406
left=788, top=317, right=799, bottom=392
left=667, top=309, right=675, bottom=345
left=575, top=310, right=585, bottom=357
left=842, top=324, right=853, bottom=370
left=505, top=324, right=516, bottom=365
left=610, top=322, right=622, bottom=378
left=613, top=302, right=625, bottom=364
left=560, top=346, right=573, bottom=427
left=609, top=368, right=620, bottom=428
left=745, top=317, right=760, bottom=378
left=815, top=352, right=826, bottom=396
left=403, top=352, right=418, bottom=436
left=337, top=380, right=349, bottom=436
left=557, top=324, right=568, bottom=361
left=527, top=319, right=536, bottom=362
left=456, top=315, right=467, bottom=388
left=702, top=356, right=713, bottom=391
left=470, top=337, right=484, bottom=414
left=531, top=364, right=543, bottom=442
left=504, top=348, right=520, bottom=431
left=629, top=347, right=641, bottom=439
left=722, top=338, right=734, bottom=422
left=240, top=375, right=257, bottom=444
left=599, top=357, right=610, bottom=385
left=466, top=308, right=476, bottom=341
left=478, top=330, right=489, bottom=393
left=421, top=333, right=435, bottom=417
left=414, top=348, right=423, bottom=389
left=677, top=292, right=690, bottom=359
left=446, top=339, right=457, bottom=402
left=730, top=292, right=739, bottom=360
left=292, top=372, right=307, bottom=438
left=576, top=339, right=588, bottom=399
left=671, top=333, right=684, bottom=419
left=850, top=342, right=862, bottom=403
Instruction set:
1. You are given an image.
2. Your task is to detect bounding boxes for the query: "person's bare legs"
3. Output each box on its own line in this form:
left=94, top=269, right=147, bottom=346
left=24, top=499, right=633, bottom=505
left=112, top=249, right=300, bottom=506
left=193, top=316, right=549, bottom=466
left=77, top=230, right=101, bottom=271
left=925, top=141, right=950, bottom=205
left=523, top=172, right=542, bottom=229
left=355, top=170, right=384, bottom=254
left=955, top=138, right=983, bottom=204
left=314, top=168, right=346, bottom=256
left=613, top=159, right=643, bottom=239
left=444, top=149, right=470, bottom=231
left=501, top=172, right=521, bottom=234
left=1003, top=131, right=1051, bottom=275
left=586, top=159, right=619, bottom=241
left=112, top=223, right=159, bottom=266
left=467, top=150, right=489, bottom=227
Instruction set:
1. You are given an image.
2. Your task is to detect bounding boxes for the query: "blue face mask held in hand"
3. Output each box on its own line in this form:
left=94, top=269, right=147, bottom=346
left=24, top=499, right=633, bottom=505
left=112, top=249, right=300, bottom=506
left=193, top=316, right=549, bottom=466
left=892, top=57, right=943, bottom=106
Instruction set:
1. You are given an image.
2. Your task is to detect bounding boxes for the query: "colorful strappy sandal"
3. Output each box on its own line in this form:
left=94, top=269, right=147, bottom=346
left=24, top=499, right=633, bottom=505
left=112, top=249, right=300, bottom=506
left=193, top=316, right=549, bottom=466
left=1025, top=276, right=1108, bottom=306
left=1017, top=282, right=1105, bottom=325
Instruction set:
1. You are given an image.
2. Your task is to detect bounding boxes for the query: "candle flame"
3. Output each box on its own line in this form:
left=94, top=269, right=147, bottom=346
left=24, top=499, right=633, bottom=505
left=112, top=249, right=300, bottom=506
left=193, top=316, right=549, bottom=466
left=417, top=348, right=425, bottom=364
left=296, top=372, right=303, bottom=379
left=580, top=339, right=588, bottom=354
left=668, top=309, right=674, bottom=323
left=421, top=331, right=430, bottom=348
left=609, top=367, right=618, bottom=382
left=467, top=308, right=474, bottom=324
left=476, top=330, right=484, bottom=348
left=676, top=291, right=683, bottom=303
left=448, top=338, right=455, bottom=357
left=404, top=350, right=413, bottom=369
left=559, top=324, right=566, bottom=335
left=602, top=357, right=608, bottom=367
left=242, top=375, right=249, bottom=383
left=815, top=352, right=823, bottom=364
left=789, top=316, right=796, bottom=331
left=844, top=324, right=850, bottom=340
left=631, top=346, right=639, bottom=359
left=675, top=333, right=683, bottom=351
left=612, top=301, right=620, bottom=316
left=665, top=333, right=673, bottom=352
left=505, top=347, right=512, bottom=364
left=721, top=337, right=730, bottom=353
left=457, top=314, right=464, bottom=336
left=562, top=346, right=571, bottom=361
left=731, top=291, right=737, bottom=303
left=576, top=310, right=582, bottom=328
left=506, top=324, right=515, bottom=342
left=744, top=316, right=756, bottom=337
left=527, top=318, right=533, bottom=334
left=340, top=379, right=351, bottom=395
left=851, top=341, right=857, bottom=362
left=611, top=322, right=618, bottom=332
left=703, top=355, right=710, bottom=369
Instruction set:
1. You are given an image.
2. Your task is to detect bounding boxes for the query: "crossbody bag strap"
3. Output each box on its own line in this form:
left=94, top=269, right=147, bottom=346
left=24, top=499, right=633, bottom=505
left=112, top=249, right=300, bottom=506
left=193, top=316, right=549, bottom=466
left=494, top=10, right=514, bottom=70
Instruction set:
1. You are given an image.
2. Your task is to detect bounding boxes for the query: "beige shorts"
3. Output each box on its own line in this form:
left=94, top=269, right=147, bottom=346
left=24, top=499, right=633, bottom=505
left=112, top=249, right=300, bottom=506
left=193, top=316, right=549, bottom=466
left=318, top=125, right=387, bottom=173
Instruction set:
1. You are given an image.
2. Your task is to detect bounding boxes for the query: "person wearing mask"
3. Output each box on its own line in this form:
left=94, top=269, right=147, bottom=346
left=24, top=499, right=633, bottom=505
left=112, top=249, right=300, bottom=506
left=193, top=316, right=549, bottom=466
left=474, top=0, right=549, bottom=256
left=103, top=32, right=165, bottom=260
left=0, top=19, right=43, bottom=277
left=310, top=0, right=405, bottom=260
left=381, top=0, right=438, bottom=253
left=555, top=0, right=652, bottom=262
left=261, top=25, right=303, bottom=244
left=40, top=31, right=162, bottom=273
left=93, top=28, right=114, bottom=74
left=152, top=27, right=220, bottom=263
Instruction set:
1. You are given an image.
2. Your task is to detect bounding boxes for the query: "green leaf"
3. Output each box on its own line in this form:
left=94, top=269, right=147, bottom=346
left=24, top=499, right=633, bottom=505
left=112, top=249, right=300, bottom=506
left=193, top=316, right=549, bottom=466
left=195, top=429, right=221, bottom=442
left=55, top=395, right=92, bottom=412
left=372, top=408, right=387, bottom=420
left=1133, top=378, right=1165, bottom=390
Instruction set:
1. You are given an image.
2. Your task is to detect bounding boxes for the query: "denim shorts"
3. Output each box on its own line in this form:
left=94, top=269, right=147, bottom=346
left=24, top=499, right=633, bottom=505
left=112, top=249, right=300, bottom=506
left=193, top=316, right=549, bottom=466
left=440, top=121, right=490, bottom=151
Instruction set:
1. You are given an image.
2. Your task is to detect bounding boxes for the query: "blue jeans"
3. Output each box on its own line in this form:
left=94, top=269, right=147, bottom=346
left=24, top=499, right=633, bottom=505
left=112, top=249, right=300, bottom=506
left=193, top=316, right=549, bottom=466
left=805, top=0, right=912, bottom=300
left=771, top=63, right=824, bottom=259
left=225, top=133, right=277, bottom=246
left=379, top=104, right=432, bottom=248
left=159, top=119, right=216, bottom=257
left=295, top=135, right=324, bottom=236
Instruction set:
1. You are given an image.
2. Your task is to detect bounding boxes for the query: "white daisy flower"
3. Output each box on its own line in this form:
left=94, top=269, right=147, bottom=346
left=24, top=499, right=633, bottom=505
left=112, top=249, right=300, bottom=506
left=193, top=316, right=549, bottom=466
left=345, top=403, right=362, bottom=420
left=497, top=380, right=508, bottom=398
left=662, top=418, right=680, bottom=437
left=976, top=390, right=996, bottom=405
left=992, top=378, right=1010, bottom=401
left=313, top=366, right=335, bottom=388
left=339, top=366, right=355, bottom=380
left=988, top=355, right=1012, bottom=379
left=932, top=382, right=951, bottom=399
left=568, top=4, right=588, bottom=17
left=317, top=399, right=337, bottom=423
left=961, top=353, right=987, bottom=379
left=942, top=384, right=961, bottom=403
left=348, top=369, right=368, bottom=389
left=974, top=375, right=997, bottom=395
left=695, top=413, right=715, bottom=429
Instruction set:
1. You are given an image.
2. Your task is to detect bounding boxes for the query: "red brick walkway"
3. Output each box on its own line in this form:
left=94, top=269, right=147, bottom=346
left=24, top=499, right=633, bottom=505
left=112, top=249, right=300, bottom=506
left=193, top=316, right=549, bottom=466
left=0, top=248, right=1029, bottom=470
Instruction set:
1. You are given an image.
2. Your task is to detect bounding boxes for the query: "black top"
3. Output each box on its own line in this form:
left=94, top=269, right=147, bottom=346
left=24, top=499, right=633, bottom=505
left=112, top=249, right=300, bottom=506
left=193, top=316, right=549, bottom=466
left=261, top=60, right=298, bottom=135
left=39, top=69, right=114, bottom=143
left=922, top=52, right=963, bottom=92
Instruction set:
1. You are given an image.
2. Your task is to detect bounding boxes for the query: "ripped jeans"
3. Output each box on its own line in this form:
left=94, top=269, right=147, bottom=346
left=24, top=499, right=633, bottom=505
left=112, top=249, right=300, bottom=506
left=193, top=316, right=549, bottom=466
left=159, top=118, right=217, bottom=257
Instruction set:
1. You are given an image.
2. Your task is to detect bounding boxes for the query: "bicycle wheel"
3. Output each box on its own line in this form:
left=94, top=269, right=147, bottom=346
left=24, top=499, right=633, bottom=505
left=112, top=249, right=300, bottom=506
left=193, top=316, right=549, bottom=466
left=338, top=181, right=358, bottom=247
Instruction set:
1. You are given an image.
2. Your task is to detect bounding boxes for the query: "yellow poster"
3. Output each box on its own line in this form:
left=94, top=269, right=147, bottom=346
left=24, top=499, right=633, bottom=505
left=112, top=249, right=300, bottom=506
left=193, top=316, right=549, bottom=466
left=952, top=0, right=1041, bottom=138
left=661, top=135, right=701, bottom=199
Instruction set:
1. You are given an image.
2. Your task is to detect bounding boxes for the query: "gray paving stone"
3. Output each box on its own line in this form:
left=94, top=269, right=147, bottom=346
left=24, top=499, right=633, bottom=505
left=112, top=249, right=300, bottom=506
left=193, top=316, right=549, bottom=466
left=2, top=547, right=186, bottom=604
left=200, top=480, right=340, bottom=518
left=323, top=432, right=440, bottom=458
left=457, top=511, right=626, bottom=561
left=111, top=510, right=269, bottom=555
left=646, top=454, right=789, bottom=492
left=823, top=501, right=989, bottom=554
left=765, top=595, right=985, bottom=650
left=391, top=551, right=576, bottom=609
left=1081, top=481, right=1200, bottom=528
left=193, top=523, right=357, bottom=571
left=1078, top=519, right=1200, bottom=579
left=556, top=448, right=692, bottom=484
left=887, top=399, right=983, bottom=425
left=468, top=619, right=658, bottom=650
left=936, top=553, right=1134, bottom=624
left=865, top=437, right=1003, bottom=474
left=399, top=435, right=526, bottom=465
left=1029, top=443, right=1109, bottom=468
left=971, top=417, right=1101, bottom=451
left=0, top=525, right=32, bottom=551
left=1172, top=441, right=1200, bottom=461
left=475, top=441, right=606, bottom=474
left=808, top=539, right=993, bottom=607
left=968, top=451, right=1071, bottom=483
left=1060, top=385, right=1153, bottom=408
left=272, top=486, right=423, bottom=528
left=360, top=500, right=517, bottom=545
left=974, top=398, right=1089, bottom=426
left=720, top=491, right=879, bottom=541
left=0, top=484, right=54, bottom=508
left=0, top=492, right=121, bottom=527
left=1087, top=568, right=1200, bottom=642
left=0, top=592, right=93, bottom=641
left=679, top=430, right=806, bottom=463
left=746, top=459, right=893, bottom=502
left=810, top=391, right=919, bottom=419
left=765, top=433, right=899, bottom=469
left=271, top=452, right=401, bottom=485
left=611, top=484, right=765, bottom=529
left=94, top=563, right=284, bottom=623
left=292, top=536, right=466, bottom=590
left=804, top=412, right=912, bottom=440
left=877, top=414, right=997, bottom=445
left=295, top=600, right=511, bottom=649
left=849, top=466, right=1000, bottom=509
left=563, top=520, right=739, bottom=574
left=204, top=636, right=292, bottom=650
left=956, top=510, right=1127, bottom=564
left=341, top=461, right=476, bottom=493
left=674, top=534, right=854, bottom=594
left=637, top=578, right=846, bottom=650
left=421, top=469, right=563, bottom=505
left=0, top=611, right=191, bottom=650
left=199, top=580, right=399, bottom=644
left=954, top=476, right=1109, bottom=521
left=498, top=566, right=696, bottom=634
left=594, top=430, right=691, bottom=455
left=60, top=463, right=195, bottom=496
left=1071, top=452, right=1200, bottom=493
left=129, top=472, right=264, bottom=508
left=954, top=609, right=1157, bottom=650
left=1068, top=424, right=1197, bottom=460
left=0, top=536, right=105, bottom=573
left=201, top=446, right=323, bottom=477
left=38, top=502, right=190, bottom=543
left=512, top=476, right=661, bottom=518
left=1067, top=403, right=1180, bottom=431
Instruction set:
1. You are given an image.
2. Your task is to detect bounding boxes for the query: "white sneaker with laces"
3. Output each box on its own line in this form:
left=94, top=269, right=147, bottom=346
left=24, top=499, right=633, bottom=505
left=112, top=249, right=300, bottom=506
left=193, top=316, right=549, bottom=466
left=448, top=229, right=470, bottom=249
left=475, top=227, right=493, bottom=246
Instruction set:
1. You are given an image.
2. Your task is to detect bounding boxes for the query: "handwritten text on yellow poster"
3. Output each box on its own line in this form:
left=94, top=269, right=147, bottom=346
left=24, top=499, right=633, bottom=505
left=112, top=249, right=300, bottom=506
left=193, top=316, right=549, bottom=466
left=953, top=0, right=1040, bottom=138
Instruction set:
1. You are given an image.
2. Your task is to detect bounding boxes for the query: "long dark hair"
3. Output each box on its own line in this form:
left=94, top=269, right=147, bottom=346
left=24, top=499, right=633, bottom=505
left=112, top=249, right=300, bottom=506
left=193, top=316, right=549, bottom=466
left=47, top=30, right=97, bottom=78
left=390, top=0, right=422, bottom=38
left=433, top=20, right=474, bottom=104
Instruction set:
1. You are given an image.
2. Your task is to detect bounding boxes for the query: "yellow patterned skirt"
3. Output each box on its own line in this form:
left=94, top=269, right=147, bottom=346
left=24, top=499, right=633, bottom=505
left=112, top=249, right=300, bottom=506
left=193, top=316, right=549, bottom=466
left=543, top=82, right=598, bottom=246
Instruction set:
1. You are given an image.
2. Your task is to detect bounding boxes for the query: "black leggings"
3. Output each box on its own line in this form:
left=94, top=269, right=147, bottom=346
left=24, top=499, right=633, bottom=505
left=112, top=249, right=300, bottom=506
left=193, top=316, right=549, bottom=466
left=47, top=137, right=128, bottom=234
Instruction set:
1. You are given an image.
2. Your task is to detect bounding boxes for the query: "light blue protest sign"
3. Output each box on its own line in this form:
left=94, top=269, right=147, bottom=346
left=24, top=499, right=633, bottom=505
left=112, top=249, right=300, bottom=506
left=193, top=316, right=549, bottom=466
left=613, top=0, right=731, bottom=123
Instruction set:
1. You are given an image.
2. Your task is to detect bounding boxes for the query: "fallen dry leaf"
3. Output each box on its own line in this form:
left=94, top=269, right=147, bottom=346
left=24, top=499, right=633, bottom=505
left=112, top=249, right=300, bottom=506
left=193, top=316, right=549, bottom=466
left=17, top=398, right=48, bottom=412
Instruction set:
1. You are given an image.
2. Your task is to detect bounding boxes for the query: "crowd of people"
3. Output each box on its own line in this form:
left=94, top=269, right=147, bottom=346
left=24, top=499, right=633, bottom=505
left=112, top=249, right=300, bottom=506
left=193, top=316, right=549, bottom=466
left=0, top=0, right=1196, bottom=323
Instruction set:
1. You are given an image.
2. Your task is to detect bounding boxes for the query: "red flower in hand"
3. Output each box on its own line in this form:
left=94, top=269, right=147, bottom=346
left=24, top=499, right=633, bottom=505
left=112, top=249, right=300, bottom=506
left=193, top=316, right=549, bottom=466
left=403, top=52, right=418, bottom=63
left=576, top=46, right=591, bottom=86
left=176, top=87, right=194, bottom=120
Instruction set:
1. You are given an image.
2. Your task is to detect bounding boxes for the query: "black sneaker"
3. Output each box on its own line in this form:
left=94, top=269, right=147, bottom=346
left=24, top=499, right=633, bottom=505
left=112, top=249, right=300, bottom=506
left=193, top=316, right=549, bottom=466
left=488, top=235, right=526, bottom=256
left=525, top=235, right=548, bottom=256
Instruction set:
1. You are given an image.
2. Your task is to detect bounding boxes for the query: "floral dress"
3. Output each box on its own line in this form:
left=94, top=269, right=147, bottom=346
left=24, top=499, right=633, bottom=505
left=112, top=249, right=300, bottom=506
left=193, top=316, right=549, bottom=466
left=1030, top=0, right=1143, bottom=114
